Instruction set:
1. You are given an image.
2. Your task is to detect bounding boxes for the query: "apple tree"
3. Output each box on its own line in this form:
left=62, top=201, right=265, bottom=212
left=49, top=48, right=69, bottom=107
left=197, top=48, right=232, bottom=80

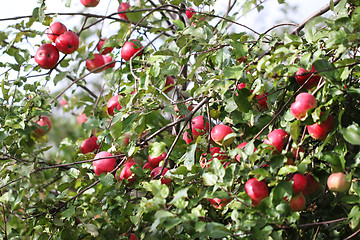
left=1, top=0, right=360, bottom=239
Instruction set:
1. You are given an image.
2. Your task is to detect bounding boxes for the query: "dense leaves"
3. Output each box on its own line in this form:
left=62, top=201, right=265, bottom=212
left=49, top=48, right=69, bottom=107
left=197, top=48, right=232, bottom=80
left=1, top=0, right=360, bottom=239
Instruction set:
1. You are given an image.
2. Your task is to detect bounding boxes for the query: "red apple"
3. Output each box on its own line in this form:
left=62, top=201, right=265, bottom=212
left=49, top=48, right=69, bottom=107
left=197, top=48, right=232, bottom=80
left=86, top=53, right=105, bottom=73
left=148, top=152, right=167, bottom=168
left=34, top=43, right=59, bottom=69
left=143, top=162, right=154, bottom=171
left=237, top=83, right=247, bottom=90
left=235, top=142, right=256, bottom=162
left=76, top=113, right=88, bottom=124
left=295, top=65, right=321, bottom=89
left=289, top=192, right=306, bottom=211
left=46, top=22, right=67, bottom=42
left=190, top=115, right=209, bottom=138
left=128, top=233, right=138, bottom=240
left=121, top=39, right=142, bottom=61
left=150, top=167, right=171, bottom=185
left=60, top=98, right=67, bottom=106
left=263, top=129, right=289, bottom=154
left=174, top=103, right=194, bottom=118
left=200, top=147, right=228, bottom=168
left=118, top=2, right=130, bottom=20
left=102, top=55, right=115, bottom=70
left=209, top=197, right=230, bottom=210
left=302, top=173, right=321, bottom=196
left=245, top=178, right=269, bottom=206
left=290, top=93, right=317, bottom=120
left=327, top=172, right=351, bottom=193
left=117, top=161, right=137, bottom=183
left=55, top=31, right=79, bottom=54
left=33, top=116, right=52, bottom=137
left=255, top=93, right=268, bottom=110
left=93, top=151, right=116, bottom=176
left=96, top=39, right=113, bottom=55
left=211, top=124, right=235, bottom=146
left=307, top=113, right=334, bottom=140
left=80, top=136, right=99, bottom=154
left=164, top=76, right=175, bottom=93
left=80, top=0, right=100, bottom=7
left=183, top=131, right=192, bottom=144
left=186, top=8, right=196, bottom=19
left=291, top=173, right=307, bottom=194
left=107, top=95, right=122, bottom=116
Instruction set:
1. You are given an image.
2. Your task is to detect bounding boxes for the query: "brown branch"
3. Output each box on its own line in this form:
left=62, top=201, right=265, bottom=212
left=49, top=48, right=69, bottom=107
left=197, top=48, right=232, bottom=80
left=297, top=217, right=347, bottom=228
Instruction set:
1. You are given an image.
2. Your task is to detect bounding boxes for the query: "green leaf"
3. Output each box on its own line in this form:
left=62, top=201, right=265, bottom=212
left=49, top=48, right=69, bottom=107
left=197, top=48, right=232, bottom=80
left=343, top=123, right=360, bottom=145
left=54, top=72, right=68, bottom=86
left=290, top=121, right=300, bottom=143
left=173, top=19, right=185, bottom=30
left=224, top=66, right=243, bottom=80
left=203, top=172, right=218, bottom=186
left=62, top=206, right=75, bottom=218
left=225, top=97, right=237, bottom=113
left=99, top=173, right=115, bottom=187
left=278, top=165, right=297, bottom=175
left=85, top=224, right=99, bottom=237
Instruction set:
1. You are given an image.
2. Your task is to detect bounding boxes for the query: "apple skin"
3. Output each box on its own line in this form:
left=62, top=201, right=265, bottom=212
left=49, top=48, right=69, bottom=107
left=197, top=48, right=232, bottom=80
left=93, top=151, right=116, bottom=176
left=143, top=162, right=154, bottom=171
left=76, top=113, right=88, bottom=124
left=209, top=197, right=230, bottom=210
left=263, top=129, right=289, bottom=154
left=80, top=0, right=100, bottom=7
left=33, top=116, right=52, bottom=137
left=200, top=147, right=228, bottom=168
left=307, top=113, right=334, bottom=140
left=148, top=152, right=167, bottom=168
left=190, top=115, right=209, bottom=138
left=121, top=40, right=142, bottom=61
left=96, top=39, right=113, bottom=55
left=118, top=2, right=130, bottom=20
left=86, top=53, right=105, bottom=73
left=46, top=22, right=67, bottom=42
left=327, top=172, right=351, bottom=193
left=289, top=192, right=306, bottom=212
left=186, top=8, right=195, bottom=19
left=80, top=136, right=99, bottom=154
left=60, top=98, right=68, bottom=106
left=164, top=76, right=175, bottom=93
left=290, top=93, right=317, bottom=120
left=291, top=173, right=307, bottom=194
left=302, top=173, right=321, bottom=196
left=34, top=43, right=59, bottom=69
left=107, top=95, right=122, bottom=116
left=55, top=31, right=79, bottom=54
left=117, top=161, right=137, bottom=183
left=295, top=65, right=321, bottom=89
left=150, top=167, right=171, bottom=185
left=245, top=178, right=269, bottom=206
left=183, top=131, right=192, bottom=144
left=102, top=55, right=115, bottom=70
left=235, top=142, right=256, bottom=162
left=211, top=124, right=235, bottom=146
left=255, top=93, right=268, bottom=110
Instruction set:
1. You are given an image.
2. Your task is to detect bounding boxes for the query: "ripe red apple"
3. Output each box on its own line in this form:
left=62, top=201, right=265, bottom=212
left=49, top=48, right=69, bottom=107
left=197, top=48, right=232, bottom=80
left=307, top=113, right=334, bottom=140
left=255, top=93, right=268, bottom=110
left=200, top=147, right=228, bottom=168
left=186, top=8, right=196, bottom=19
left=183, top=131, right=192, bottom=144
left=164, top=76, right=175, bottom=93
left=34, top=43, right=59, bottom=69
left=33, top=116, right=52, bottom=137
left=245, top=178, right=269, bottom=206
left=327, top=172, right=351, bottom=193
left=107, top=95, right=122, bottom=116
left=263, top=129, right=289, bottom=154
left=290, top=93, right=317, bottom=120
left=121, top=40, right=142, bottom=61
left=118, top=2, right=130, bottom=20
left=117, top=161, right=137, bottom=183
left=96, top=39, right=113, bottom=55
left=86, top=53, right=105, bottom=73
left=60, top=98, right=67, bottom=106
left=80, top=136, right=99, bottom=154
left=190, top=115, right=209, bottom=138
left=55, top=31, right=79, bottom=54
left=211, top=124, right=235, bottom=146
left=93, top=151, right=116, bottom=176
left=143, top=162, right=154, bottom=171
left=302, top=173, right=321, bottom=196
left=237, top=83, right=247, bottom=90
left=102, top=55, right=115, bottom=70
left=235, top=142, right=256, bottom=162
left=148, top=152, right=167, bottom=168
left=289, top=192, right=306, bottom=211
left=291, top=173, right=307, bottom=194
left=295, top=65, right=321, bottom=89
left=76, top=113, right=88, bottom=124
left=121, top=233, right=138, bottom=240
left=209, top=197, right=230, bottom=210
left=150, top=167, right=171, bottom=185
left=46, top=22, right=67, bottom=42
left=80, top=0, right=100, bottom=7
